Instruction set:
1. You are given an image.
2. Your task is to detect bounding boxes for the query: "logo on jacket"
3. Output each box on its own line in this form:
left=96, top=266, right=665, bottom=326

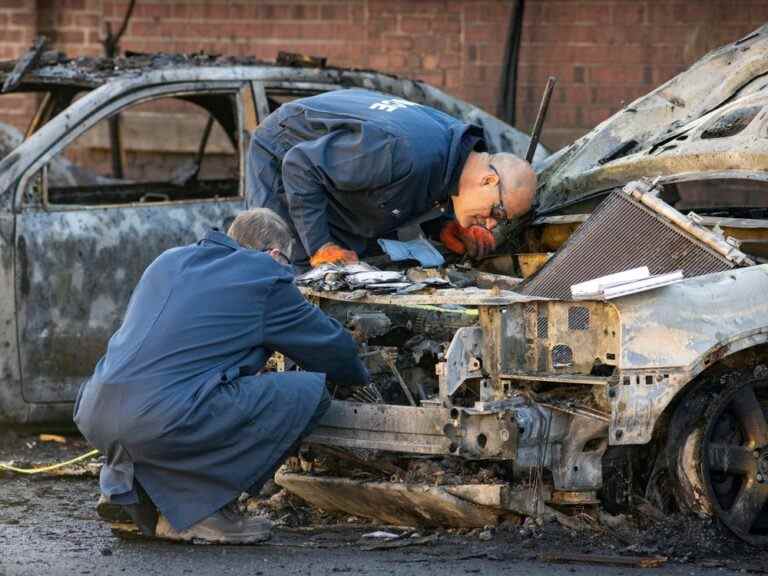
left=369, top=98, right=419, bottom=113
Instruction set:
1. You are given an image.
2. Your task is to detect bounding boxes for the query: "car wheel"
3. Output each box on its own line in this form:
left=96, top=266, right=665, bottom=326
left=698, top=371, right=768, bottom=546
left=665, top=372, right=725, bottom=515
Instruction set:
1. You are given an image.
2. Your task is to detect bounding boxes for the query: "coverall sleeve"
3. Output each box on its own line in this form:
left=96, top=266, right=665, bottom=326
left=281, top=126, right=410, bottom=257
left=263, top=275, right=369, bottom=386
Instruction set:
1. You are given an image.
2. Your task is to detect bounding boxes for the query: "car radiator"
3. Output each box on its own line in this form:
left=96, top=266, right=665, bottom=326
left=519, top=182, right=744, bottom=300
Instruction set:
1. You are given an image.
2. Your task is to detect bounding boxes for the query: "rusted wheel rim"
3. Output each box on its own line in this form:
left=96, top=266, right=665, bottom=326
left=701, top=380, right=768, bottom=545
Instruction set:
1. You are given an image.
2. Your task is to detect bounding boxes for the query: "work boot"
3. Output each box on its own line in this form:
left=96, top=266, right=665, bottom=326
left=96, top=494, right=132, bottom=523
left=154, top=501, right=273, bottom=544
left=96, top=490, right=159, bottom=537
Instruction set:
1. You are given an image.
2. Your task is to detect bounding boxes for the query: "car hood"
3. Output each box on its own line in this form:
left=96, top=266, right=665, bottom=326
left=536, top=23, right=768, bottom=214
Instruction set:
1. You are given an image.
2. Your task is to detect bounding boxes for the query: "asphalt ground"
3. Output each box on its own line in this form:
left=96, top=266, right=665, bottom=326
left=0, top=475, right=753, bottom=576
left=2, top=431, right=767, bottom=576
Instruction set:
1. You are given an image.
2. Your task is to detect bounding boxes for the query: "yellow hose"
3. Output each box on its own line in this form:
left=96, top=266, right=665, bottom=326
left=0, top=449, right=100, bottom=475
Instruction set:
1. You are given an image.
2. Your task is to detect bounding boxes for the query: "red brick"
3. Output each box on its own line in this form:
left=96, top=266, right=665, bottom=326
left=439, top=51, right=461, bottom=69
left=613, top=2, right=646, bottom=25
left=398, top=1, right=452, bottom=16
left=472, top=43, right=504, bottom=65
left=10, top=11, right=34, bottom=27
left=444, top=67, right=464, bottom=89
left=584, top=105, right=617, bottom=126
left=74, top=13, right=100, bottom=28
left=562, top=85, right=591, bottom=106
left=0, top=0, right=758, bottom=162
left=590, top=85, right=635, bottom=106
left=135, top=3, right=171, bottom=19
left=54, top=0, right=85, bottom=9
left=369, top=16, right=397, bottom=38
left=367, top=53, right=389, bottom=69
left=171, top=3, right=188, bottom=19
left=371, top=35, right=415, bottom=52
left=400, top=17, right=431, bottom=35
left=541, top=2, right=613, bottom=25
left=57, top=29, right=86, bottom=44
left=464, top=64, right=496, bottom=83
left=464, top=1, right=510, bottom=23
left=433, top=15, right=461, bottom=34
left=321, top=4, right=349, bottom=20
left=648, top=25, right=692, bottom=46
left=185, top=4, right=204, bottom=20
left=465, top=21, right=508, bottom=43
left=85, top=28, right=102, bottom=44
left=1, top=30, right=24, bottom=44
left=648, top=3, right=677, bottom=23
left=518, top=64, right=561, bottom=85
left=588, top=65, right=645, bottom=85
left=368, top=0, right=398, bottom=16
left=415, top=70, right=445, bottom=87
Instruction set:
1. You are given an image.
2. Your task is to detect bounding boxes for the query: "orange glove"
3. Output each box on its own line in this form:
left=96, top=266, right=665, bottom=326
left=309, top=243, right=359, bottom=267
left=439, top=221, right=496, bottom=259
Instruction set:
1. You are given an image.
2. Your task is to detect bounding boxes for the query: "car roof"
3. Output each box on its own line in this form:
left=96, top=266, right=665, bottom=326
left=0, top=51, right=408, bottom=90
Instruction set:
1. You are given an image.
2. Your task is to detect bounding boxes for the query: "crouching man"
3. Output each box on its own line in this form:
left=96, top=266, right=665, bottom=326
left=74, top=208, right=368, bottom=543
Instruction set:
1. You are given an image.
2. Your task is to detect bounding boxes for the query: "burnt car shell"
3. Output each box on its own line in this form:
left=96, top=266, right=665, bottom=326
left=0, top=54, right=548, bottom=425
left=295, top=24, right=768, bottom=545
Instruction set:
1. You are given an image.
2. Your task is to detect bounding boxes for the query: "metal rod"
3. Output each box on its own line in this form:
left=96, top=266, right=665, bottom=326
left=25, top=91, right=53, bottom=139
left=382, top=351, right=417, bottom=407
left=525, top=76, right=557, bottom=163
left=108, top=115, right=124, bottom=179
left=191, top=115, right=215, bottom=181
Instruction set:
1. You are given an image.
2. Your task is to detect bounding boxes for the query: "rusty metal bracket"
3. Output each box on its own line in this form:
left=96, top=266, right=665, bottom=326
left=436, top=326, right=484, bottom=398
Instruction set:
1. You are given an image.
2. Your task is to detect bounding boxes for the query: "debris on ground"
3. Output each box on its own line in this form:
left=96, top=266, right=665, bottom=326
left=540, top=552, right=668, bottom=568
left=0, top=430, right=100, bottom=478
left=38, top=433, right=67, bottom=444
left=360, top=534, right=439, bottom=551
left=362, top=530, right=400, bottom=539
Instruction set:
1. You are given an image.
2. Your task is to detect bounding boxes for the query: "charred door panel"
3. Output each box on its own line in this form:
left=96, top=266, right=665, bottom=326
left=13, top=83, right=253, bottom=404
left=16, top=201, right=242, bottom=403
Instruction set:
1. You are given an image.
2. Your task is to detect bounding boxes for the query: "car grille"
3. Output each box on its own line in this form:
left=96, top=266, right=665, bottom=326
left=518, top=190, right=736, bottom=300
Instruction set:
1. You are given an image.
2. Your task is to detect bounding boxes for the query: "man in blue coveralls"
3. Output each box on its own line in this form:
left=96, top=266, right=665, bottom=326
left=74, top=208, right=369, bottom=544
left=247, top=89, right=537, bottom=267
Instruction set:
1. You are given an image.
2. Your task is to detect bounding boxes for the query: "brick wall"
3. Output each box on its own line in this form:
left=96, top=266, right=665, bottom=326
left=1, top=0, right=768, bottom=151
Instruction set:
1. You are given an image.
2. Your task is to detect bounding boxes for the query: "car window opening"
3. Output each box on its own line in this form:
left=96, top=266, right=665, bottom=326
left=37, top=92, right=240, bottom=207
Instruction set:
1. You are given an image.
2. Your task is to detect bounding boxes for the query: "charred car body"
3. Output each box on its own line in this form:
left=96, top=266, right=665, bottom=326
left=0, top=51, right=544, bottom=423
left=293, top=25, right=768, bottom=545
left=4, top=26, right=768, bottom=545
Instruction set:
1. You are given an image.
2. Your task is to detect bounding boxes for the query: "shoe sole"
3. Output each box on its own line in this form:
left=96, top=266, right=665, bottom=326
left=97, top=500, right=133, bottom=524
left=154, top=517, right=272, bottom=544
left=157, top=532, right=272, bottom=544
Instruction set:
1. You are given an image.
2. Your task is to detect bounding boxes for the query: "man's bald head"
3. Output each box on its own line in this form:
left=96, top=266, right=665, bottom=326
left=453, top=151, right=537, bottom=230
left=489, top=152, right=537, bottom=219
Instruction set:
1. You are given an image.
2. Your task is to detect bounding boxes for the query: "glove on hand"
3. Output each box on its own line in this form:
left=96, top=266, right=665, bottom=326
left=309, top=243, right=359, bottom=267
left=439, top=221, right=496, bottom=259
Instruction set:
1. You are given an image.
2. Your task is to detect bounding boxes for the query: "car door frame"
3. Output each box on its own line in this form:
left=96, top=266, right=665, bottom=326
left=12, top=79, right=258, bottom=405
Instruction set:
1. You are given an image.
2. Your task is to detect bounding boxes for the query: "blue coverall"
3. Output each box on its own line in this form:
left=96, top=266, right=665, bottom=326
left=247, top=89, right=485, bottom=263
left=73, top=230, right=368, bottom=531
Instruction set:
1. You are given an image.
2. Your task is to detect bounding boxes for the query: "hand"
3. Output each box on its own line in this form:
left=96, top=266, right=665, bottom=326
left=309, top=243, right=359, bottom=267
left=439, top=221, right=496, bottom=259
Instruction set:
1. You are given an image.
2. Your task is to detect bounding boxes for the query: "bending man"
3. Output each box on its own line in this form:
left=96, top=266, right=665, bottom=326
left=74, top=208, right=368, bottom=543
left=247, top=89, right=537, bottom=267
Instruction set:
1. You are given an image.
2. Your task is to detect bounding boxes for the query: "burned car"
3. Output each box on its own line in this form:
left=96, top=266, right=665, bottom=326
left=5, top=24, right=768, bottom=547
left=0, top=50, right=545, bottom=424
left=274, top=24, right=768, bottom=546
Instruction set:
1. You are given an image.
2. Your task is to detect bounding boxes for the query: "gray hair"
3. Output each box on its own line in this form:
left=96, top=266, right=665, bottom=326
left=227, top=208, right=295, bottom=257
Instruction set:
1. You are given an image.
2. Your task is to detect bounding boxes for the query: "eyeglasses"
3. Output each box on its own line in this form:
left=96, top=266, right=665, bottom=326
left=488, top=163, right=509, bottom=223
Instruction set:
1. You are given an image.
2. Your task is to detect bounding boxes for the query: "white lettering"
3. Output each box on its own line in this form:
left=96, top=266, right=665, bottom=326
left=369, top=98, right=419, bottom=113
